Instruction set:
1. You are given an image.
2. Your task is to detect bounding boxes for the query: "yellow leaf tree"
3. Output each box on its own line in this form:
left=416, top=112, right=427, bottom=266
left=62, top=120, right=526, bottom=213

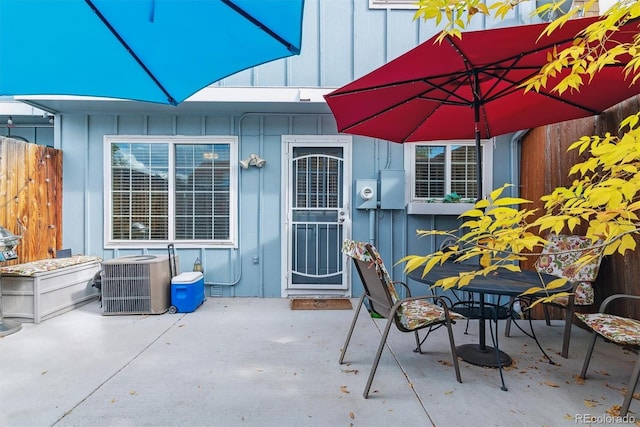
left=402, top=0, right=640, bottom=304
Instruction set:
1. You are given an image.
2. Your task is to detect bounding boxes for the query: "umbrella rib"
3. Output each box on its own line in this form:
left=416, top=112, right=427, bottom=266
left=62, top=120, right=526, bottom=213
left=445, top=36, right=491, bottom=142
left=477, top=68, right=603, bottom=115
left=222, top=0, right=300, bottom=54
left=85, top=0, right=177, bottom=105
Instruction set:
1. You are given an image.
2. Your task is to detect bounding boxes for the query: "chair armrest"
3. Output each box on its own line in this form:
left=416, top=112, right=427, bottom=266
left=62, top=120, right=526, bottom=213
left=392, top=280, right=455, bottom=308
left=393, top=280, right=411, bottom=297
left=598, top=294, right=640, bottom=313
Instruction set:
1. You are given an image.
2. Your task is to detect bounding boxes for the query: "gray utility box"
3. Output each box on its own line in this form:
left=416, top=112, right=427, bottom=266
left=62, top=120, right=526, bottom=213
left=379, top=170, right=405, bottom=209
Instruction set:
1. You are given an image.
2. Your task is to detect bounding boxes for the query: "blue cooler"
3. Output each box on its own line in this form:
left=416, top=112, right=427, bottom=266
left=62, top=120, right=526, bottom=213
left=170, top=272, right=205, bottom=313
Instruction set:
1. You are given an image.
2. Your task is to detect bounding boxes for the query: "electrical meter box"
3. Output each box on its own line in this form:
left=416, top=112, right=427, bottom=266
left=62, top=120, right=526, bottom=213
left=356, top=179, right=378, bottom=209
left=379, top=170, right=405, bottom=209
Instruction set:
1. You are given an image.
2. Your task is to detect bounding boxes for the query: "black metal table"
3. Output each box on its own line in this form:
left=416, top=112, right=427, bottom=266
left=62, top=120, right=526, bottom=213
left=407, top=263, right=573, bottom=390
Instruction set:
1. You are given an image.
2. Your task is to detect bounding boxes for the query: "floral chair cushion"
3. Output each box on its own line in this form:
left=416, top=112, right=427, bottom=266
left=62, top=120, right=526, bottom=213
left=342, top=239, right=463, bottom=329
left=576, top=313, right=640, bottom=346
left=398, top=299, right=464, bottom=329
left=535, top=234, right=602, bottom=306
left=342, top=239, right=399, bottom=303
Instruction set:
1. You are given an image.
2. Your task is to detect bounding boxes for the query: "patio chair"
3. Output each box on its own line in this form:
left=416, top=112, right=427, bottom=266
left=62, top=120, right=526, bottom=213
left=577, top=294, right=640, bottom=416
left=505, top=233, right=602, bottom=358
left=340, top=239, right=463, bottom=398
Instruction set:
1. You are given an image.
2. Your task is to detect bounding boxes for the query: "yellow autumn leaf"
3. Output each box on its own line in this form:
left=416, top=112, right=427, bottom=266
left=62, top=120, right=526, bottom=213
left=545, top=277, right=569, bottom=290
left=491, top=197, right=533, bottom=206
left=618, top=233, right=637, bottom=254
left=520, top=286, right=546, bottom=296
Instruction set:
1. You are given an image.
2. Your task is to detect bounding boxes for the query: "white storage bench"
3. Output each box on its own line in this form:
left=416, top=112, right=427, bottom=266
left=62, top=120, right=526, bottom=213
left=1, top=255, right=102, bottom=323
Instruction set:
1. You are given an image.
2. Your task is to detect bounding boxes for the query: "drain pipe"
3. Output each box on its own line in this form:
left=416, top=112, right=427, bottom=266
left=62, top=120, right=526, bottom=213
left=509, top=130, right=529, bottom=197
left=369, top=209, right=376, bottom=246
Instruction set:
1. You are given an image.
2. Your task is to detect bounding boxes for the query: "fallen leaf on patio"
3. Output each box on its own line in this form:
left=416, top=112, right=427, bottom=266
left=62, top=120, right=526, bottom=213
left=597, top=369, right=610, bottom=376
left=543, top=381, right=559, bottom=388
left=341, top=368, right=359, bottom=375
left=179, top=324, right=185, bottom=328
left=606, top=405, right=621, bottom=417
left=129, top=390, right=137, bottom=396
left=349, top=412, right=355, bottom=419
left=564, top=414, right=573, bottom=420
left=340, top=386, right=350, bottom=394
left=111, top=398, right=116, bottom=403
left=573, top=375, right=585, bottom=385
left=584, top=399, right=597, bottom=407
left=41, top=371, right=47, bottom=375
left=438, top=359, right=452, bottom=366
left=444, top=390, right=454, bottom=395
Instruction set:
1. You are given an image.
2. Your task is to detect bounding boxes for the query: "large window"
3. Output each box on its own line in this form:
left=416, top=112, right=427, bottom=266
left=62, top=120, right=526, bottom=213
left=104, top=136, right=237, bottom=248
left=404, top=140, right=493, bottom=215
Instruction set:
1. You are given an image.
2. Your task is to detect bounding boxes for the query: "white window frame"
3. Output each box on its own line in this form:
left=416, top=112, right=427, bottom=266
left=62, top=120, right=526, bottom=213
left=103, top=135, right=238, bottom=249
left=404, top=139, right=493, bottom=215
left=369, top=0, right=419, bottom=9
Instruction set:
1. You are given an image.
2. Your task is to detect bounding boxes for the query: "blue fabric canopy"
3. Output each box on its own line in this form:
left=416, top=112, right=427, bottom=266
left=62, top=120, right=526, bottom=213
left=0, top=0, right=304, bottom=105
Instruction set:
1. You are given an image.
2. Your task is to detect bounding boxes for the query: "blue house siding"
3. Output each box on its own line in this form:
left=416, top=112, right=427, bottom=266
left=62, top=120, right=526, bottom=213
left=42, top=0, right=530, bottom=298
left=59, top=109, right=513, bottom=298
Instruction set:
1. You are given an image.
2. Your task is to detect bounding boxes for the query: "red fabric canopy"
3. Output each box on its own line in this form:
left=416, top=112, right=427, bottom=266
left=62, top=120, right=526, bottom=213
left=324, top=17, right=640, bottom=143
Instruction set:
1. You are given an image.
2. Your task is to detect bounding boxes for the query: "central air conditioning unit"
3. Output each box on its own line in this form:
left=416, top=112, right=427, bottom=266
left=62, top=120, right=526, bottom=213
left=101, top=255, right=177, bottom=315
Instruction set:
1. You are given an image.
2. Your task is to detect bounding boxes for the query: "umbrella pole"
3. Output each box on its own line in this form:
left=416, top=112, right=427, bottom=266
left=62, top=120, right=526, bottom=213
left=474, top=106, right=483, bottom=201
left=472, top=68, right=484, bottom=201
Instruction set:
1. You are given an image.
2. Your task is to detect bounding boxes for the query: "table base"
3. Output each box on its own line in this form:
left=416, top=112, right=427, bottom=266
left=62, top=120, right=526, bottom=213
left=456, top=344, right=512, bottom=368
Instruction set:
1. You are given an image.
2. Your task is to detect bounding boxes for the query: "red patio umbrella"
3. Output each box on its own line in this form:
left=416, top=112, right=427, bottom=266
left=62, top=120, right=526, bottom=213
left=324, top=17, right=640, bottom=197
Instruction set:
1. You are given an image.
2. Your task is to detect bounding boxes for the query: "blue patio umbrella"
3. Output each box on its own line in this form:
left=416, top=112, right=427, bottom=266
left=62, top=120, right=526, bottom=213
left=0, top=0, right=304, bottom=105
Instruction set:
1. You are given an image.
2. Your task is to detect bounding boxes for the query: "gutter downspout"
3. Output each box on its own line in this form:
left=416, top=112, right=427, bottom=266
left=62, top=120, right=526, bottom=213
left=510, top=130, right=529, bottom=198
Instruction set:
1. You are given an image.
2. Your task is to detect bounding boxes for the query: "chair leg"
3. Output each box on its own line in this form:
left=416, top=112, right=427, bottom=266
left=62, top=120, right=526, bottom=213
left=579, top=331, right=598, bottom=379
left=413, top=330, right=422, bottom=354
left=363, top=317, right=395, bottom=398
left=339, top=294, right=366, bottom=365
left=561, top=300, right=575, bottom=358
left=621, top=352, right=640, bottom=416
left=504, top=296, right=515, bottom=337
left=543, top=303, right=552, bottom=326
left=445, top=319, right=462, bottom=383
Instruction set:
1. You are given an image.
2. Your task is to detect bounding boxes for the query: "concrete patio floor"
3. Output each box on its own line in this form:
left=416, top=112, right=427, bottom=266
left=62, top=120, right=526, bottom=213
left=1, top=298, right=638, bottom=427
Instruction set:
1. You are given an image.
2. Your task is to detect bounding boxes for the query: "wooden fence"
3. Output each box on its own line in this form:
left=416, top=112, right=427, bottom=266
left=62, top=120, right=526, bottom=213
left=0, top=137, right=62, bottom=264
left=520, top=95, right=640, bottom=320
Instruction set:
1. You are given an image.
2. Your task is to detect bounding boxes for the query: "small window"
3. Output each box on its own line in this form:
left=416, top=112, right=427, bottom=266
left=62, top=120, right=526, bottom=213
left=104, top=135, right=238, bottom=248
left=404, top=140, right=493, bottom=215
left=369, top=0, right=419, bottom=9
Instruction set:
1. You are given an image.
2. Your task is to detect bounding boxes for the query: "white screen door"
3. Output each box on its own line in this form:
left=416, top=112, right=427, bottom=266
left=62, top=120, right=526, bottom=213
left=282, top=136, right=351, bottom=295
